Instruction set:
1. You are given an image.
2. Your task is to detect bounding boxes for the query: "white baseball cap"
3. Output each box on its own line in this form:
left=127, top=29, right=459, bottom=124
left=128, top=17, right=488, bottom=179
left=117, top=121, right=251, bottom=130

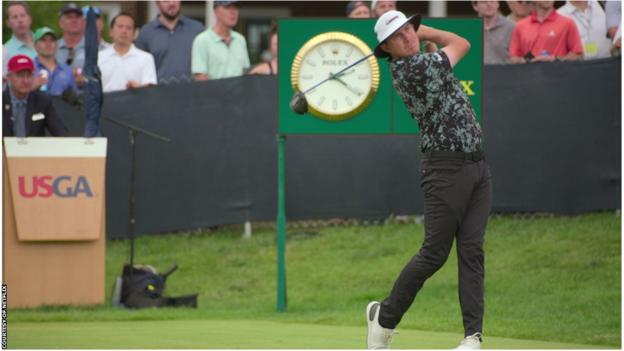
left=374, top=10, right=421, bottom=58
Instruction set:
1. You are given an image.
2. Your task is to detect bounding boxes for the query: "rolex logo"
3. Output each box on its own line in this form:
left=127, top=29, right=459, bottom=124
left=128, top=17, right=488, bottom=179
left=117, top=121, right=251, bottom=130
left=332, top=47, right=339, bottom=55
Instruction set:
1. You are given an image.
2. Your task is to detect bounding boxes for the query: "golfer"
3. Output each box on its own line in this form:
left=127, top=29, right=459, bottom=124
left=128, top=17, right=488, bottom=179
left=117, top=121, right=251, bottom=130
left=366, top=11, right=492, bottom=350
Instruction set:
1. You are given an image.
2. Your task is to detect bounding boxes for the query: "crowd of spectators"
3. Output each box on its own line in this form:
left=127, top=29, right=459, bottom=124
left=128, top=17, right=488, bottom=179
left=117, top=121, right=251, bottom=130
left=2, top=0, right=259, bottom=96
left=346, top=0, right=622, bottom=64
left=483, top=0, right=620, bottom=63
left=2, top=0, right=621, bottom=99
left=345, top=0, right=621, bottom=64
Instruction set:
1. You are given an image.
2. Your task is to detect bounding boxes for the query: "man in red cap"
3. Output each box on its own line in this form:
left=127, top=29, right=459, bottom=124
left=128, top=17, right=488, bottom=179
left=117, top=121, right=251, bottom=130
left=3, top=54, right=68, bottom=137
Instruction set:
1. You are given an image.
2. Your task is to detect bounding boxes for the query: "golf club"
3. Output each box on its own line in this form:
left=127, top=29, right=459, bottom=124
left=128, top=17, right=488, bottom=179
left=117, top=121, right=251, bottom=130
left=290, top=53, right=374, bottom=114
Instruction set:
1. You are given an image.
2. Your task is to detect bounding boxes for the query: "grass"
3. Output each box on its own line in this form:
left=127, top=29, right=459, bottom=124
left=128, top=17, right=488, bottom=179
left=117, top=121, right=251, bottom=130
left=8, top=213, right=621, bottom=348
left=8, top=320, right=606, bottom=349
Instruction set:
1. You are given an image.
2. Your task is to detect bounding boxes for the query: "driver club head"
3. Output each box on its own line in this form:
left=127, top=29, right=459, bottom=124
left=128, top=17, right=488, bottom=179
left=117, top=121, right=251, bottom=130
left=289, top=92, right=308, bottom=115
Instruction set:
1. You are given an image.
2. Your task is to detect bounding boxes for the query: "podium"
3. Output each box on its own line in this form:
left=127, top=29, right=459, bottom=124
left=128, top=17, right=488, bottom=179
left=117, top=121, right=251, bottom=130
left=3, top=137, right=107, bottom=308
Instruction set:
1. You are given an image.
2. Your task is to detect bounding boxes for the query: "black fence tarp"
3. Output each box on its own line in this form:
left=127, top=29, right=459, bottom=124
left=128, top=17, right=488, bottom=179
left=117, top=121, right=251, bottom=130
left=53, top=57, right=621, bottom=239
left=483, top=58, right=621, bottom=213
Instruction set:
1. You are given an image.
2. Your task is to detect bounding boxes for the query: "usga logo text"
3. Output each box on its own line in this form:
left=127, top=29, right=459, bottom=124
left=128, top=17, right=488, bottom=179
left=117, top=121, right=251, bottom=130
left=18, top=176, right=94, bottom=198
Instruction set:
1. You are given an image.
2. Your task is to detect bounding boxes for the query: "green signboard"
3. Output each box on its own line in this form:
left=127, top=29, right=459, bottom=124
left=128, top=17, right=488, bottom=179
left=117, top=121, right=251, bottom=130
left=278, top=18, right=483, bottom=135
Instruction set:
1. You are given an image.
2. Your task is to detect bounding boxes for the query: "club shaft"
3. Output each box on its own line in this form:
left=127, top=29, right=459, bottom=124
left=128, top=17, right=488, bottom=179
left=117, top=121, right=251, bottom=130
left=301, top=53, right=373, bottom=95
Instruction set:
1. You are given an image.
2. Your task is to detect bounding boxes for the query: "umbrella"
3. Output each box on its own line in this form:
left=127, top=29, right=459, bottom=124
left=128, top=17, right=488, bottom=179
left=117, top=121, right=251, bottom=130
left=83, top=6, right=103, bottom=137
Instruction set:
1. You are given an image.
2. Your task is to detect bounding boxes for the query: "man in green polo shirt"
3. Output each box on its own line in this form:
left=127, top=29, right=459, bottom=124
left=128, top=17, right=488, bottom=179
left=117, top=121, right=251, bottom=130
left=191, top=1, right=250, bottom=80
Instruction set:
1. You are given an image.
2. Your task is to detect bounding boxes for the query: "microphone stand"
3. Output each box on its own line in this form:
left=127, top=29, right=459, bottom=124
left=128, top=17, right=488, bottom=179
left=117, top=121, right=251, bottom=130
left=102, top=116, right=171, bottom=271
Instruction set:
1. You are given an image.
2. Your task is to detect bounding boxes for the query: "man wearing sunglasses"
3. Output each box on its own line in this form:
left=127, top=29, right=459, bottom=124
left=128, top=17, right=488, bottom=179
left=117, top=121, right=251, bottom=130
left=56, top=2, right=86, bottom=88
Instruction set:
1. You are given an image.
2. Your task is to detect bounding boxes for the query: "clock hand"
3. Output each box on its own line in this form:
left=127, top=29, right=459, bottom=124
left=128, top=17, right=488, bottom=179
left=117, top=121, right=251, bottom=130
left=304, top=54, right=371, bottom=92
left=291, top=53, right=373, bottom=115
left=332, top=76, right=362, bottom=96
left=300, top=54, right=372, bottom=95
left=332, top=69, right=356, bottom=79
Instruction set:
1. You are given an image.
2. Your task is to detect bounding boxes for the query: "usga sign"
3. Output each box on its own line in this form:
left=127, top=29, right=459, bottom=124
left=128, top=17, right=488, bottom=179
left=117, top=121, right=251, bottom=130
left=18, top=175, right=94, bottom=198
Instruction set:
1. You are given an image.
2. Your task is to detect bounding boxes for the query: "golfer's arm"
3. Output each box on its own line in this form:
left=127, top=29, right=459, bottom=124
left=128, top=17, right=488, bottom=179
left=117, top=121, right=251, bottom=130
left=417, top=25, right=470, bottom=67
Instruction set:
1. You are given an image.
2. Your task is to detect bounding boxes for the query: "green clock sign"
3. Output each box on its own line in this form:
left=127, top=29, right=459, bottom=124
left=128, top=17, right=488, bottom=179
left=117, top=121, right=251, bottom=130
left=278, top=18, right=483, bottom=135
left=291, top=31, right=380, bottom=121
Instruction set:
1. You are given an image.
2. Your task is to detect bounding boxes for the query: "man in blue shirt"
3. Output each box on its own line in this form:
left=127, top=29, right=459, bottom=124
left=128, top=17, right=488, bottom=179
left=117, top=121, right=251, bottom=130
left=56, top=3, right=86, bottom=88
left=33, top=27, right=78, bottom=97
left=3, top=2, right=36, bottom=74
left=135, top=0, right=204, bottom=83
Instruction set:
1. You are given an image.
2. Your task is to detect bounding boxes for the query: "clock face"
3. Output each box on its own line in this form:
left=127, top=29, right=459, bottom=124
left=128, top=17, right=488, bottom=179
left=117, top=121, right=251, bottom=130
left=291, top=32, right=380, bottom=121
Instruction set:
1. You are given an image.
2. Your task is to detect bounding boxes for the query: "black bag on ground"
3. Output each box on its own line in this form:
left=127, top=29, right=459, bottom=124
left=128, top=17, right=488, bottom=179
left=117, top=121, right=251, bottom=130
left=119, top=263, right=198, bottom=309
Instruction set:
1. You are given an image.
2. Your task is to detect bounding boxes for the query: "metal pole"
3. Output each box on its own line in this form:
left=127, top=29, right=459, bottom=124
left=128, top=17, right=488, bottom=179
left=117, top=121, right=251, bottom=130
left=243, top=221, right=252, bottom=239
left=276, top=135, right=287, bottom=312
left=205, top=0, right=216, bottom=28
left=428, top=0, right=448, bottom=18
left=128, top=130, right=138, bottom=269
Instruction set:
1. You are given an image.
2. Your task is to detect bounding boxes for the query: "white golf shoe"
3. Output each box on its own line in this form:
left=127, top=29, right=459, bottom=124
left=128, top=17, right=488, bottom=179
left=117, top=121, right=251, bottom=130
left=455, top=332, right=482, bottom=349
left=366, top=301, right=396, bottom=349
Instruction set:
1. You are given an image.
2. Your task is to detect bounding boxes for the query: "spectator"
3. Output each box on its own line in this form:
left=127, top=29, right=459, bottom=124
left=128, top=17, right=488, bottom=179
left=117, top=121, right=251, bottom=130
left=192, top=1, right=249, bottom=80
left=136, top=0, right=204, bottom=83
left=82, top=5, right=111, bottom=50
left=605, top=0, right=621, bottom=55
left=611, top=27, right=621, bottom=55
left=3, top=55, right=68, bottom=137
left=98, top=13, right=157, bottom=93
left=506, top=0, right=534, bottom=23
left=473, top=1, right=515, bottom=64
left=56, top=3, right=86, bottom=71
left=3, top=2, right=36, bottom=73
left=557, top=1, right=611, bottom=59
left=371, top=0, right=397, bottom=17
left=509, top=1, right=584, bottom=63
left=32, top=27, right=78, bottom=96
left=605, top=0, right=620, bottom=41
left=346, top=1, right=371, bottom=18
left=605, top=0, right=620, bottom=38
left=249, top=25, right=277, bottom=75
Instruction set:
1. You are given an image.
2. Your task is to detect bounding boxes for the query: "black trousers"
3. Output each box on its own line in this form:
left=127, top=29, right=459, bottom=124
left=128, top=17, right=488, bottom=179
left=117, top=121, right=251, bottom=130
left=378, top=152, right=492, bottom=337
